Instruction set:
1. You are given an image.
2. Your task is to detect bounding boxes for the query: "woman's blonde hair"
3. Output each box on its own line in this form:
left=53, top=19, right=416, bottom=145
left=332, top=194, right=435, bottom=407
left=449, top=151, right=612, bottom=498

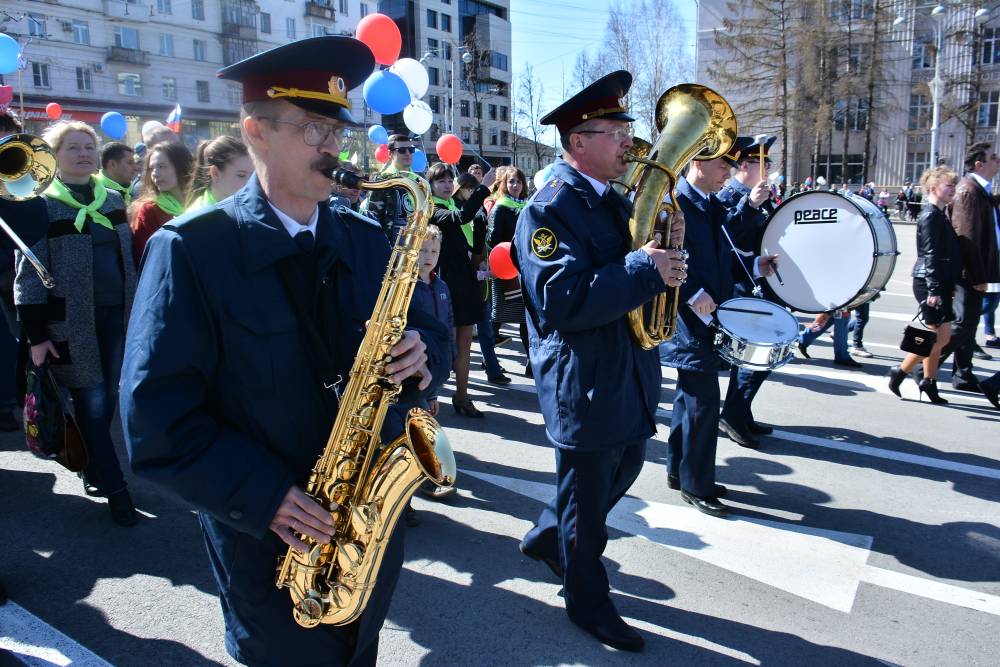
left=41, top=120, right=98, bottom=153
left=919, top=165, right=957, bottom=196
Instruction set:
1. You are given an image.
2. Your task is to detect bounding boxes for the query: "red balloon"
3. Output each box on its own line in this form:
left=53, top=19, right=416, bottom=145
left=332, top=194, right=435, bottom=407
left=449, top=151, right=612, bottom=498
left=489, top=242, right=518, bottom=280
left=436, top=134, right=463, bottom=165
left=45, top=102, right=62, bottom=120
left=355, top=13, right=402, bottom=66
left=374, top=143, right=389, bottom=163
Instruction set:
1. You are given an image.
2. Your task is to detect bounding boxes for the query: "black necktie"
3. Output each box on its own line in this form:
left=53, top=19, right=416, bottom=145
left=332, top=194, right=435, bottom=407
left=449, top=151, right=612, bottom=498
left=294, top=229, right=315, bottom=256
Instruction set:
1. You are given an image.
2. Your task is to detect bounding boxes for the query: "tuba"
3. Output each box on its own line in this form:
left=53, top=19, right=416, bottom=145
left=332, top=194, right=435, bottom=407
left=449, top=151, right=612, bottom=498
left=0, top=134, right=57, bottom=288
left=612, top=84, right=737, bottom=349
left=275, top=168, right=456, bottom=628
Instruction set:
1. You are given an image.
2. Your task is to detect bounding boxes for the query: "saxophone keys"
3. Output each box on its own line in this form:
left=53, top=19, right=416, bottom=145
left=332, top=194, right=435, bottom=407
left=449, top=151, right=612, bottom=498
left=293, top=597, right=324, bottom=628
left=336, top=540, right=364, bottom=571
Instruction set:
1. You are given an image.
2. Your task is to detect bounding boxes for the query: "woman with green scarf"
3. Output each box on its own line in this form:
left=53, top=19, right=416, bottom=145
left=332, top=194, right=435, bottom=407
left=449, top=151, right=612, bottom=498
left=16, top=120, right=139, bottom=526
left=128, top=142, right=193, bottom=265
left=185, top=135, right=252, bottom=213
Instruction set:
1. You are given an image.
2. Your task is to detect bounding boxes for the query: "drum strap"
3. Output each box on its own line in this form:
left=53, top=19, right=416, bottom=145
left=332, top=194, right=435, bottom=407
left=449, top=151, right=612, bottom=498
left=720, top=224, right=762, bottom=297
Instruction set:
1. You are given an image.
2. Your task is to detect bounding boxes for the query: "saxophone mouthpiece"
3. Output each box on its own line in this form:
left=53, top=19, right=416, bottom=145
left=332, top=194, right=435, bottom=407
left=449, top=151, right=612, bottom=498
left=328, top=168, right=365, bottom=190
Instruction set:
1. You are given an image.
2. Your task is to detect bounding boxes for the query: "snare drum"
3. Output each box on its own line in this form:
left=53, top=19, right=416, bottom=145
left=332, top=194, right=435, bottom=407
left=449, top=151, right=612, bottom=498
left=714, top=298, right=799, bottom=371
left=758, top=190, right=898, bottom=313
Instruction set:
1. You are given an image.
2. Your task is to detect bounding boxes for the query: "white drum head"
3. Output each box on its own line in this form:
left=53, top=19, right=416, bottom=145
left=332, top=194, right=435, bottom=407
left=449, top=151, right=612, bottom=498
left=760, top=192, right=876, bottom=312
left=716, top=298, right=799, bottom=345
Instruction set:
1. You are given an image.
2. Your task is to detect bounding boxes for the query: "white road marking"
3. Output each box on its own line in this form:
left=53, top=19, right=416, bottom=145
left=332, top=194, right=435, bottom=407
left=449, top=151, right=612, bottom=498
left=464, top=470, right=1000, bottom=617
left=0, top=602, right=112, bottom=667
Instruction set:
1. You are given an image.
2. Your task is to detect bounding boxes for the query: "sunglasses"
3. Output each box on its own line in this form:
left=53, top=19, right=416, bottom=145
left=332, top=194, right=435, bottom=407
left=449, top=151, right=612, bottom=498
left=392, top=146, right=416, bottom=154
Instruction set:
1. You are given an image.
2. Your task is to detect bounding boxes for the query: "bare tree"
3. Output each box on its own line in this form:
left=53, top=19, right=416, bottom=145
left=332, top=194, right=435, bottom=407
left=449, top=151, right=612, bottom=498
left=517, top=62, right=546, bottom=171
left=632, top=0, right=693, bottom=139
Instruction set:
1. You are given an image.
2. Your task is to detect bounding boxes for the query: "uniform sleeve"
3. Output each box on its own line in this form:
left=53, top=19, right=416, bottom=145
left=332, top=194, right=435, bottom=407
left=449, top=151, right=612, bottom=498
left=950, top=186, right=986, bottom=285
left=120, top=230, right=296, bottom=539
left=514, top=200, right=665, bottom=333
left=725, top=194, right=766, bottom=250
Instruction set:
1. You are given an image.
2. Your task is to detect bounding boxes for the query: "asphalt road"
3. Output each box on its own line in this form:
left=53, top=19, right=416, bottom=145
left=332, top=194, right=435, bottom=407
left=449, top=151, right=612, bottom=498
left=2, top=220, right=999, bottom=667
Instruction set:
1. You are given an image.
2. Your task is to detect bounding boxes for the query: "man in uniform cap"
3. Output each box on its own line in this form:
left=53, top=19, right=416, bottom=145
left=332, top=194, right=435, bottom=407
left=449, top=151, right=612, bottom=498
left=513, top=70, right=688, bottom=652
left=120, top=36, right=450, bottom=666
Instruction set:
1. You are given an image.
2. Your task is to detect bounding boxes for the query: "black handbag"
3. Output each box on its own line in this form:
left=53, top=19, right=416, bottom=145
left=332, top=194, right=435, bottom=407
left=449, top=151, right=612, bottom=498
left=23, top=362, right=89, bottom=472
left=900, top=311, right=937, bottom=357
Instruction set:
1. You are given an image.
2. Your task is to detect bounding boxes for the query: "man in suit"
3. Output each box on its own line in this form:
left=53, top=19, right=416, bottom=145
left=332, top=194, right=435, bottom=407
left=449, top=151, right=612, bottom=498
left=939, top=141, right=1000, bottom=391
left=513, top=71, right=687, bottom=652
left=660, top=154, right=777, bottom=518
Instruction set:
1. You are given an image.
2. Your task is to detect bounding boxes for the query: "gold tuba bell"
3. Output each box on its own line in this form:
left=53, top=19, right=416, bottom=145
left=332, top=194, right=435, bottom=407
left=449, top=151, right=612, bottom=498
left=612, top=84, right=737, bottom=349
left=0, top=133, right=58, bottom=288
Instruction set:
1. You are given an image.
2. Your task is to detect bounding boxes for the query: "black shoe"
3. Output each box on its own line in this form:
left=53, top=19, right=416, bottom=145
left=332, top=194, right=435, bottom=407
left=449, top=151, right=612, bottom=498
left=524, top=363, right=534, bottom=379
left=797, top=341, right=811, bottom=359
left=918, top=378, right=948, bottom=405
left=747, top=421, right=773, bottom=435
left=519, top=540, right=563, bottom=580
left=108, top=490, right=138, bottom=527
left=887, top=365, right=909, bottom=398
left=0, top=410, right=19, bottom=432
left=486, top=373, right=512, bottom=386
left=953, top=379, right=981, bottom=393
left=980, top=382, right=1000, bottom=410
left=984, top=338, right=1000, bottom=349
left=972, top=344, right=992, bottom=361
left=452, top=397, right=485, bottom=418
left=667, top=474, right=726, bottom=497
left=718, top=418, right=760, bottom=449
left=833, top=357, right=863, bottom=368
left=680, top=490, right=729, bottom=517
left=568, top=608, right=644, bottom=652
left=81, top=475, right=103, bottom=497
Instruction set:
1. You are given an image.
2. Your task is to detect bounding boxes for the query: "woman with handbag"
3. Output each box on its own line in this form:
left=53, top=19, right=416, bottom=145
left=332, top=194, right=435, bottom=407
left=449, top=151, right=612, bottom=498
left=16, top=121, right=139, bottom=525
left=888, top=166, right=960, bottom=404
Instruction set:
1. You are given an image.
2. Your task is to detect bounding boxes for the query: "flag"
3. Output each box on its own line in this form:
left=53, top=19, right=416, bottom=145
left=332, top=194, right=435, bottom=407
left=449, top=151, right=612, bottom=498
left=165, top=104, right=182, bottom=133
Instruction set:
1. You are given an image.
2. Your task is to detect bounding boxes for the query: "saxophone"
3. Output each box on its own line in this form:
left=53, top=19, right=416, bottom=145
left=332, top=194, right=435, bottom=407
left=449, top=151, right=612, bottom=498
left=275, top=169, right=456, bottom=628
left=612, top=84, right=738, bottom=349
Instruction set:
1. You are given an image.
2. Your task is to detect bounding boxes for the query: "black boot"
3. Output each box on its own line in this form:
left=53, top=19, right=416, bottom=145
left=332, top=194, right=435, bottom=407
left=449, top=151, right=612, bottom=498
left=918, top=378, right=948, bottom=405
left=887, top=365, right=909, bottom=398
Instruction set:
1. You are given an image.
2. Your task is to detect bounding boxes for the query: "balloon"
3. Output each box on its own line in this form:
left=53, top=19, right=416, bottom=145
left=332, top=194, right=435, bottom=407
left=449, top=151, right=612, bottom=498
left=355, top=13, right=401, bottom=66
left=533, top=163, right=554, bottom=191
left=6, top=172, right=37, bottom=198
left=435, top=134, right=463, bottom=165
left=142, top=120, right=164, bottom=137
left=100, top=112, right=128, bottom=140
left=489, top=242, right=518, bottom=280
left=374, top=143, right=389, bottom=163
left=0, top=86, right=14, bottom=107
left=367, top=124, right=388, bottom=145
left=44, top=103, right=62, bottom=120
left=411, top=148, right=428, bottom=173
left=362, top=70, right=410, bottom=115
left=0, top=34, right=20, bottom=75
left=391, top=58, right=429, bottom=99
left=403, top=101, right=433, bottom=135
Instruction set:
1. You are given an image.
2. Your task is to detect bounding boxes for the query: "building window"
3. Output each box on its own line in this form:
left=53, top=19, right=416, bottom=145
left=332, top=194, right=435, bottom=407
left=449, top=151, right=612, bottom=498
left=444, top=42, right=452, bottom=60
left=76, top=66, right=92, bottom=92
left=912, top=31, right=933, bottom=70
left=488, top=103, right=497, bottom=120
left=428, top=67, right=440, bottom=86
left=490, top=51, right=508, bottom=71
left=426, top=9, right=438, bottom=29
left=28, top=14, right=46, bottom=38
left=194, top=39, right=207, bottom=61
left=460, top=99, right=470, bottom=117
left=71, top=20, right=90, bottom=45
left=118, top=72, right=143, bottom=97
left=192, top=0, right=205, bottom=20
left=223, top=38, right=256, bottom=66
left=157, top=0, right=172, bottom=14
left=909, top=93, right=930, bottom=130
left=339, top=0, right=348, bottom=14
left=286, top=18, right=297, bottom=39
left=427, top=37, right=439, bottom=54
left=834, top=98, right=867, bottom=131
left=429, top=95, right=441, bottom=113
left=500, top=105, right=508, bottom=122
left=228, top=84, right=242, bottom=106
left=489, top=127, right=498, bottom=145
left=980, top=90, right=1000, bottom=128
left=460, top=125, right=471, bottom=142
left=163, top=76, right=177, bottom=100
left=360, top=3, right=369, bottom=17
left=905, top=151, right=930, bottom=183
left=114, top=26, right=140, bottom=50
left=32, top=63, right=50, bottom=88
left=196, top=80, right=211, bottom=103
left=983, top=27, right=1000, bottom=66
left=501, top=130, right=508, bottom=146
left=260, top=12, right=271, bottom=33
left=159, top=34, right=174, bottom=57
left=441, top=14, right=451, bottom=32
left=311, top=23, right=327, bottom=37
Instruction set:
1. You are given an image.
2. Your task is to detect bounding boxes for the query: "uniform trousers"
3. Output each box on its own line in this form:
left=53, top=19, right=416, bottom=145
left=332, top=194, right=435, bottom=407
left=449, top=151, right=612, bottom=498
left=667, top=369, right=720, bottom=499
left=521, top=440, right=646, bottom=623
left=721, top=366, right=769, bottom=429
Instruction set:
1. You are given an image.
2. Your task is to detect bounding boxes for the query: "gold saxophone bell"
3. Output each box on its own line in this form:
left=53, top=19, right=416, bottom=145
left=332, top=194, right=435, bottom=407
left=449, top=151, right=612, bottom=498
left=613, top=84, right=737, bottom=349
left=0, top=134, right=57, bottom=288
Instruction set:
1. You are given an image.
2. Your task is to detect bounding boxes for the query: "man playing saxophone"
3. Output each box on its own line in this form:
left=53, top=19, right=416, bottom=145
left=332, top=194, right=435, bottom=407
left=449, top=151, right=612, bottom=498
left=513, top=71, right=688, bottom=652
left=119, top=37, right=449, bottom=666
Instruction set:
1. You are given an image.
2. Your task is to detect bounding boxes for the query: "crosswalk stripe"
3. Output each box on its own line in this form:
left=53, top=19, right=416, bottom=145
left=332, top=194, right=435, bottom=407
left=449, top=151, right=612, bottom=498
left=0, top=602, right=112, bottom=667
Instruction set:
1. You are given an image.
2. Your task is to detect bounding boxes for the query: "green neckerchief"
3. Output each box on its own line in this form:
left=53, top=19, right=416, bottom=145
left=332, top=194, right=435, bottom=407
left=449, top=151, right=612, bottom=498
left=380, top=163, right=419, bottom=181
left=433, top=196, right=473, bottom=247
left=44, top=176, right=113, bottom=231
left=494, top=194, right=526, bottom=213
left=96, top=170, right=131, bottom=206
left=186, top=189, right=217, bottom=214
left=155, top=192, right=185, bottom=217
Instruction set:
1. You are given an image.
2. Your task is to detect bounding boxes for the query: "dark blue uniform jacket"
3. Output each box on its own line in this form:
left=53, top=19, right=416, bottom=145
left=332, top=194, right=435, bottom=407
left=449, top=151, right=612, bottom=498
left=512, top=160, right=666, bottom=450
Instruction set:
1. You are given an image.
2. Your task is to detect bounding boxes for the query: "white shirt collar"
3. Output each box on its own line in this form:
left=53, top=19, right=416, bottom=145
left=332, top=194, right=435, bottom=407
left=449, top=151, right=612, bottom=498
left=269, top=202, right=319, bottom=238
left=683, top=177, right=711, bottom=202
left=969, top=172, right=992, bottom=192
left=573, top=168, right=608, bottom=197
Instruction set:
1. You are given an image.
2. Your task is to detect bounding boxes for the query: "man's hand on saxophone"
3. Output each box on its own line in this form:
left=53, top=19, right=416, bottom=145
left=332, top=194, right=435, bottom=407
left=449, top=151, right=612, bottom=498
left=383, top=328, right=432, bottom=390
left=270, top=486, right=338, bottom=551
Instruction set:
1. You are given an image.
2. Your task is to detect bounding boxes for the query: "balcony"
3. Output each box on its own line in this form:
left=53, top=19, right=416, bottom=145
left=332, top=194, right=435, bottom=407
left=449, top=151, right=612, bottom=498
left=305, top=0, right=336, bottom=20
left=106, top=46, right=150, bottom=66
left=222, top=0, right=258, bottom=40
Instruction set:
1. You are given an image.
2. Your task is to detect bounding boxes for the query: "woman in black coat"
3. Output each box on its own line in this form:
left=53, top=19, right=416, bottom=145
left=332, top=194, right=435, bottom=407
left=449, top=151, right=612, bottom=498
left=888, top=166, right=961, bottom=403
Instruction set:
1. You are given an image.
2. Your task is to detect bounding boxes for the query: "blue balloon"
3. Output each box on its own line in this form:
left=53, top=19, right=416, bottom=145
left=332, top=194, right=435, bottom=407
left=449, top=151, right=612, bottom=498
left=411, top=148, right=428, bottom=173
left=362, top=70, right=411, bottom=116
left=0, top=34, right=20, bottom=75
left=100, top=112, right=128, bottom=140
left=367, top=124, right=389, bottom=145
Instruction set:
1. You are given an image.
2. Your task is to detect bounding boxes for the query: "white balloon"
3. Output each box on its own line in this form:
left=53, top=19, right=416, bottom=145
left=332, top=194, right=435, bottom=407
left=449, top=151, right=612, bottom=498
left=391, top=58, right=430, bottom=100
left=142, top=120, right=164, bottom=137
left=403, top=101, right=433, bottom=135
left=533, top=164, right=554, bottom=192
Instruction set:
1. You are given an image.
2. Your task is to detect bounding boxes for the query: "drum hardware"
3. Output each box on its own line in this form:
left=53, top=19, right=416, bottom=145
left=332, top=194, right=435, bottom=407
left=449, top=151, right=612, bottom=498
left=712, top=297, right=799, bottom=371
left=719, top=223, right=763, bottom=298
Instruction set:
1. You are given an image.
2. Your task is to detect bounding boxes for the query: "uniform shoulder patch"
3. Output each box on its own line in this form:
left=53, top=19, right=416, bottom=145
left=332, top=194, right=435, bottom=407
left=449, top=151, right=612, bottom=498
left=531, top=227, right=558, bottom=259
left=532, top=178, right=564, bottom=204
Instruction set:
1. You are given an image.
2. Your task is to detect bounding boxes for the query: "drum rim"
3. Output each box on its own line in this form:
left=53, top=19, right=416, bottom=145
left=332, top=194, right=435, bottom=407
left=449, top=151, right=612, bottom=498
left=716, top=298, right=799, bottom=346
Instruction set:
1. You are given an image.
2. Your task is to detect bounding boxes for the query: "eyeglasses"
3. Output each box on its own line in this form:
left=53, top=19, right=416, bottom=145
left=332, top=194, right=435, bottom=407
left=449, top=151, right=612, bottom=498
left=575, top=127, right=634, bottom=142
left=259, top=117, right=353, bottom=147
left=392, top=146, right=416, bottom=154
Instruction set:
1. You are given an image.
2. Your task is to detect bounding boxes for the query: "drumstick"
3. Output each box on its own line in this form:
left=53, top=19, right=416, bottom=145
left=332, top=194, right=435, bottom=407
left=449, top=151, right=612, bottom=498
left=718, top=306, right=774, bottom=316
left=763, top=247, right=784, bottom=286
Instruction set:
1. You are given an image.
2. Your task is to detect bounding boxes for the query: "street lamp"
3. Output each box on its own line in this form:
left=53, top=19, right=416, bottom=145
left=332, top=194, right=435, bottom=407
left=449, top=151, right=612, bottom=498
left=928, top=4, right=945, bottom=166
left=420, top=45, right=473, bottom=137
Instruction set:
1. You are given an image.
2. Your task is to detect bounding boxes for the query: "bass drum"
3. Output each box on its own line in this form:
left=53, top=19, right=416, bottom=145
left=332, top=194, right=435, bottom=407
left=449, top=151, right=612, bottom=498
left=758, top=190, right=898, bottom=313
